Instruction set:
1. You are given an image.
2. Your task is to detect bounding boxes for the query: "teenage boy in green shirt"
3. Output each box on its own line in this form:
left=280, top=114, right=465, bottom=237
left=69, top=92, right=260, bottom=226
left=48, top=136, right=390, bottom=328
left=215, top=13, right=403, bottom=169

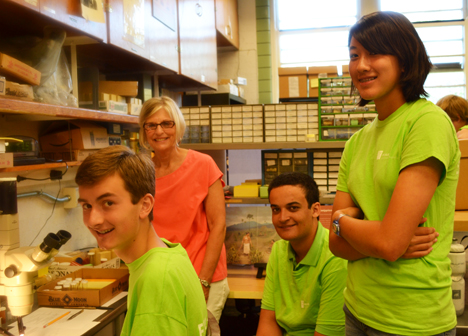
left=256, top=172, right=347, bottom=336
left=75, top=145, right=208, bottom=336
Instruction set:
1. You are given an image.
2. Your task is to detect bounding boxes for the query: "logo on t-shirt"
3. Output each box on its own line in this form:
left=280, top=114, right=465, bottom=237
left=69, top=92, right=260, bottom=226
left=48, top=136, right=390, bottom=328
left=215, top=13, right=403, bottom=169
left=376, top=150, right=390, bottom=160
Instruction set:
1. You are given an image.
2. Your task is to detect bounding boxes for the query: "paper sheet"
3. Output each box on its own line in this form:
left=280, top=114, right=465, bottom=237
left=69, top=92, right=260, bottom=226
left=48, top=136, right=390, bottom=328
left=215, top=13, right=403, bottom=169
left=8, top=307, right=106, bottom=336
left=102, top=291, right=128, bottom=307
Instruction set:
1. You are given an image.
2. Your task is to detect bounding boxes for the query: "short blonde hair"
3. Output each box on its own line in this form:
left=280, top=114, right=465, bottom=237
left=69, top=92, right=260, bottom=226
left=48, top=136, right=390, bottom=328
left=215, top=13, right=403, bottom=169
left=139, top=96, right=186, bottom=150
left=436, top=95, right=468, bottom=123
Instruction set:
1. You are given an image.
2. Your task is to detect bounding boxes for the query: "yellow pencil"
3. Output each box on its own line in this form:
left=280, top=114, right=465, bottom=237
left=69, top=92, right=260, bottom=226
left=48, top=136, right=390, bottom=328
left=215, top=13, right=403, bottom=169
left=43, top=311, right=70, bottom=328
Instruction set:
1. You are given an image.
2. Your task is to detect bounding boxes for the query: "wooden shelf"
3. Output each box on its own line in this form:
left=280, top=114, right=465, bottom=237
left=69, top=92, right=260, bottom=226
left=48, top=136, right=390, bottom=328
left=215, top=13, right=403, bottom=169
left=0, top=161, right=81, bottom=173
left=0, top=97, right=139, bottom=124
left=180, top=141, right=346, bottom=150
left=225, top=197, right=269, bottom=204
left=454, top=211, right=468, bottom=231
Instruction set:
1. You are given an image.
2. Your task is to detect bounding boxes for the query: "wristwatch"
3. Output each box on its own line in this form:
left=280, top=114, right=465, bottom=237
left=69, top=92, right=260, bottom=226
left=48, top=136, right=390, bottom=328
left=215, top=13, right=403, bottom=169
left=199, top=278, right=211, bottom=289
left=332, top=214, right=349, bottom=237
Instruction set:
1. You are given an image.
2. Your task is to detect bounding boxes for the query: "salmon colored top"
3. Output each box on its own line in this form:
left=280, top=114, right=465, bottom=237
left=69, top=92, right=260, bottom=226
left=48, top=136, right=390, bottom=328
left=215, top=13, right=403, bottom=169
left=152, top=150, right=227, bottom=282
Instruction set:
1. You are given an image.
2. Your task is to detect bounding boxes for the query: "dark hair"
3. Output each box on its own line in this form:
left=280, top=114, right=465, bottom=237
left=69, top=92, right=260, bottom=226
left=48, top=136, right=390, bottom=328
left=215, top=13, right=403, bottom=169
left=437, top=94, right=468, bottom=123
left=349, top=11, right=432, bottom=106
left=268, top=172, right=319, bottom=208
left=75, top=145, right=155, bottom=221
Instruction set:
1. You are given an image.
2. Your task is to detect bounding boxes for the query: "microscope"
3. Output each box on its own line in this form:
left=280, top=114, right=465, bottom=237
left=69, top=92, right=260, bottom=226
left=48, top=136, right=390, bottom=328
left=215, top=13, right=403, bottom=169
left=0, top=178, right=70, bottom=335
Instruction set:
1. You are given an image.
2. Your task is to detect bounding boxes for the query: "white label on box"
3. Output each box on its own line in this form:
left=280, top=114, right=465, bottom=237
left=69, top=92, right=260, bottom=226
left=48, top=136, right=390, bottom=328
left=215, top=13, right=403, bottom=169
left=265, top=111, right=275, bottom=117
left=287, top=129, right=297, bottom=135
left=233, top=131, right=243, bottom=137
left=224, top=131, right=233, bottom=137
left=252, top=105, right=263, bottom=111
left=275, top=104, right=286, bottom=111
left=233, top=137, right=243, bottom=143
left=277, top=117, right=286, bottom=123
left=243, top=118, right=253, bottom=125
left=288, top=77, right=300, bottom=97
left=222, top=112, right=232, bottom=119
left=265, top=105, right=275, bottom=111
left=314, top=172, right=328, bottom=179
left=212, top=125, right=222, bottom=131
left=200, top=113, right=209, bottom=119
left=315, top=179, right=328, bottom=186
left=222, top=125, right=232, bottom=131
left=265, top=124, right=275, bottom=130
left=222, top=137, right=233, bottom=143
left=287, top=135, right=298, bottom=142
left=265, top=136, right=276, bottom=142
left=233, top=125, right=243, bottom=131
left=232, top=112, right=242, bottom=119
left=253, top=118, right=263, bottom=124
left=286, top=110, right=297, bottom=117
left=222, top=119, right=232, bottom=125
left=244, top=124, right=253, bottom=130
left=276, top=123, right=287, bottom=130
left=243, top=137, right=253, bottom=142
left=212, top=131, right=222, bottom=137
left=253, top=136, right=263, bottom=142
left=286, top=104, right=297, bottom=111
left=253, top=130, right=263, bottom=136
left=265, top=117, right=276, bottom=124
left=265, top=130, right=276, bottom=136
left=315, top=159, right=328, bottom=165
left=212, top=119, right=222, bottom=125
left=200, top=120, right=210, bottom=126
left=232, top=106, right=242, bottom=112
left=232, top=118, right=242, bottom=125
left=314, top=166, right=327, bottom=172
left=0, top=153, right=13, bottom=168
left=243, top=130, right=253, bottom=136
left=288, top=117, right=297, bottom=123
left=191, top=119, right=200, bottom=125
left=211, top=112, right=221, bottom=119
left=298, top=117, right=308, bottom=123
left=212, top=138, right=222, bottom=143
left=276, top=111, right=286, bottom=117
left=243, top=112, right=253, bottom=118
left=190, top=113, right=200, bottom=119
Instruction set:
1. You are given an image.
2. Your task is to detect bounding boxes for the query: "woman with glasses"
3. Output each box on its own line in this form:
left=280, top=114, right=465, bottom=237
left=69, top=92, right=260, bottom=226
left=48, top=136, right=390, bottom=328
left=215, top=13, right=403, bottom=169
left=139, top=96, right=229, bottom=321
left=329, top=11, right=459, bottom=335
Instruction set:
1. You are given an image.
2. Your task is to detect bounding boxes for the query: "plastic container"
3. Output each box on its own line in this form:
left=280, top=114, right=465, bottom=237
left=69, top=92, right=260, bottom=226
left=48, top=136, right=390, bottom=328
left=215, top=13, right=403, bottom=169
left=449, top=238, right=466, bottom=277
left=452, top=275, right=465, bottom=316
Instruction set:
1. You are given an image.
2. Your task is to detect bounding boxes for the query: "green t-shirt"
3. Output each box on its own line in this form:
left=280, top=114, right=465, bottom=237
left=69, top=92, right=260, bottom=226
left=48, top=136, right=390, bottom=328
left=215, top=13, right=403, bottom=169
left=261, top=223, right=347, bottom=336
left=460, top=125, right=468, bottom=131
left=337, top=99, right=460, bottom=335
left=121, top=239, right=208, bottom=336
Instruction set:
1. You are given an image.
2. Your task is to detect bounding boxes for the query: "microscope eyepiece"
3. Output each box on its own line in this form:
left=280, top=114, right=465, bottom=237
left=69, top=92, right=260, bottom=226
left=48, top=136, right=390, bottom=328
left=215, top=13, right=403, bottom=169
left=31, top=233, right=60, bottom=262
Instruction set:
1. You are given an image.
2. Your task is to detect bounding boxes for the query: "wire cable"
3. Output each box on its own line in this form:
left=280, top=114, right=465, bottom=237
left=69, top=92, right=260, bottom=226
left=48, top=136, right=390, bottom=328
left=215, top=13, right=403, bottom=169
left=17, top=161, right=69, bottom=182
left=29, top=180, right=61, bottom=246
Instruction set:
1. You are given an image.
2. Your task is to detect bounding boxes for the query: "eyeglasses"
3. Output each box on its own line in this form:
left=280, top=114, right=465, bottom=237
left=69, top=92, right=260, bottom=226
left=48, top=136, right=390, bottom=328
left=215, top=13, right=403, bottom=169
left=143, top=121, right=176, bottom=131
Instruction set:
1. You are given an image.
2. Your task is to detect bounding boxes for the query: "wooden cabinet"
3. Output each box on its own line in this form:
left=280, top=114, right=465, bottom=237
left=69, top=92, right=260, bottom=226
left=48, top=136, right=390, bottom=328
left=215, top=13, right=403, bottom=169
left=215, top=0, right=239, bottom=49
left=178, top=0, right=218, bottom=89
left=145, top=0, right=179, bottom=73
left=39, top=0, right=107, bottom=42
left=107, top=0, right=149, bottom=58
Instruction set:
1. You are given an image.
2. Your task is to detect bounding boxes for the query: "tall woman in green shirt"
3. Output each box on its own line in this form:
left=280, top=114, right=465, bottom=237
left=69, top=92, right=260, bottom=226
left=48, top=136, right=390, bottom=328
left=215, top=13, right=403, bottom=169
left=329, top=11, right=460, bottom=335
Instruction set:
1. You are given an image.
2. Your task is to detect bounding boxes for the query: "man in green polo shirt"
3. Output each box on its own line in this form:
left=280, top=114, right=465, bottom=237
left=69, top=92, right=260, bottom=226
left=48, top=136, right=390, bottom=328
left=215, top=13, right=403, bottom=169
left=256, top=172, right=347, bottom=336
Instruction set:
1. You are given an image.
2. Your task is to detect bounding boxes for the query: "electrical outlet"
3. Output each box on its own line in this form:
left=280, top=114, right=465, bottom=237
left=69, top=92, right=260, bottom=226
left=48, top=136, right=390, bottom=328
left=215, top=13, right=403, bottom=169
left=63, top=187, right=79, bottom=209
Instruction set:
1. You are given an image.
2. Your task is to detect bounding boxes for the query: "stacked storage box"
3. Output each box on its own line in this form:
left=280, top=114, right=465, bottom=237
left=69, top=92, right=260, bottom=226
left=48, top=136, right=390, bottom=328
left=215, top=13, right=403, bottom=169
left=211, top=105, right=263, bottom=143
left=180, top=107, right=210, bottom=143
left=262, top=150, right=309, bottom=185
left=319, top=77, right=377, bottom=141
left=312, top=151, right=342, bottom=193
left=264, top=103, right=318, bottom=142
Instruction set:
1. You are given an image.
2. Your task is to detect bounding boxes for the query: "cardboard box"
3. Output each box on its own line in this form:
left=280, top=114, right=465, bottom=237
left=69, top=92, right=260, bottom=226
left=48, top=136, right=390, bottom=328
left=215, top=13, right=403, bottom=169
left=37, top=268, right=129, bottom=307
left=0, top=52, right=41, bottom=86
left=0, top=153, right=13, bottom=168
left=40, top=121, right=108, bottom=152
left=128, top=103, right=142, bottom=116
left=79, top=81, right=138, bottom=99
left=233, top=183, right=260, bottom=198
left=48, top=256, right=121, bottom=278
left=456, top=139, right=468, bottom=210
left=279, top=67, right=307, bottom=99
left=5, top=81, right=34, bottom=100
left=0, top=76, right=5, bottom=95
